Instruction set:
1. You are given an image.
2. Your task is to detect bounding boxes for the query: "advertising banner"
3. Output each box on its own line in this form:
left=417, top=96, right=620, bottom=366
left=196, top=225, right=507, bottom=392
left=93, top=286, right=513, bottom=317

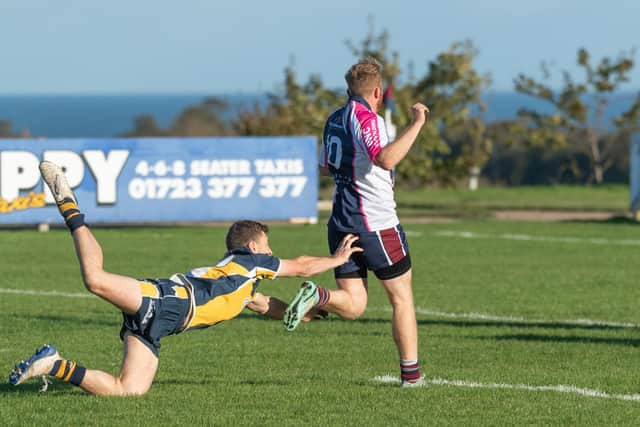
left=630, top=133, right=640, bottom=217
left=0, top=137, right=318, bottom=225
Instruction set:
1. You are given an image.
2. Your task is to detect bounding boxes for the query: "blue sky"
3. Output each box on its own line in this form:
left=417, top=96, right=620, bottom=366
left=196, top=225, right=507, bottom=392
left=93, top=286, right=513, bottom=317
left=1, top=0, right=639, bottom=94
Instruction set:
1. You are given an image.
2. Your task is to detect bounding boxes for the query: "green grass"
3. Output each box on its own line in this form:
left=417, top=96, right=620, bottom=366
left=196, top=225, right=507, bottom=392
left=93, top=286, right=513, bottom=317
left=396, top=184, right=630, bottom=211
left=320, top=184, right=631, bottom=218
left=2, top=220, right=640, bottom=426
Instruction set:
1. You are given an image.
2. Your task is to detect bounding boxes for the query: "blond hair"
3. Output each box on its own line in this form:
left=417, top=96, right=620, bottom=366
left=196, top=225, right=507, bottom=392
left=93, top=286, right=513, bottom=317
left=344, top=57, right=383, bottom=97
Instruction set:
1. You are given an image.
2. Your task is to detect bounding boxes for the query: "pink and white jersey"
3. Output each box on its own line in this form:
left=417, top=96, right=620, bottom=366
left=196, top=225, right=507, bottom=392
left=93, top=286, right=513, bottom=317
left=320, top=96, right=399, bottom=233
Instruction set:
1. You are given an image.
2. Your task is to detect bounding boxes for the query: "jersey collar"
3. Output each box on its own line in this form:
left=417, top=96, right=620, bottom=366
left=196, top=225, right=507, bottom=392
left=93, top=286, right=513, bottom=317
left=224, top=247, right=252, bottom=257
left=348, top=95, right=372, bottom=111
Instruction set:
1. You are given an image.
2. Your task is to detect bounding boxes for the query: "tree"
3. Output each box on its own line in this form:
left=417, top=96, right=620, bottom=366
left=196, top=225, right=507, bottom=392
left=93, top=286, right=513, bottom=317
left=513, top=48, right=640, bottom=184
left=234, top=65, right=341, bottom=137
left=122, top=98, right=232, bottom=137
left=412, top=41, right=492, bottom=188
left=169, top=97, right=233, bottom=136
left=122, top=115, right=166, bottom=137
left=164, top=22, right=490, bottom=188
left=0, top=120, right=30, bottom=138
left=346, top=25, right=491, bottom=187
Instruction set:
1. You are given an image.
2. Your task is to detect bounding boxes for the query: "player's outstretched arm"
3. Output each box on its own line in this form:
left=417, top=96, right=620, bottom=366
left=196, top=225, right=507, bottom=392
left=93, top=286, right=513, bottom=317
left=246, top=292, right=288, bottom=319
left=375, top=103, right=429, bottom=170
left=278, top=234, right=362, bottom=278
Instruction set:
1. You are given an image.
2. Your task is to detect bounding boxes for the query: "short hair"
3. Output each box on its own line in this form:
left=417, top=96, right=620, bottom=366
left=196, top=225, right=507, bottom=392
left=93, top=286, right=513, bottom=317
left=226, top=220, right=269, bottom=251
left=344, top=57, right=383, bottom=97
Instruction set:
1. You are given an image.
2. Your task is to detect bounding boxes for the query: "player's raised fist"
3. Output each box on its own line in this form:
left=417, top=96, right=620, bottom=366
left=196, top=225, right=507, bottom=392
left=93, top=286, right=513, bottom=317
left=411, top=103, right=429, bottom=125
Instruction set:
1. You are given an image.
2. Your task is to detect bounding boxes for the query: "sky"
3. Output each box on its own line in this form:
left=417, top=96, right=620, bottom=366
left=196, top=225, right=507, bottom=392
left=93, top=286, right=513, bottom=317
left=1, top=0, right=639, bottom=94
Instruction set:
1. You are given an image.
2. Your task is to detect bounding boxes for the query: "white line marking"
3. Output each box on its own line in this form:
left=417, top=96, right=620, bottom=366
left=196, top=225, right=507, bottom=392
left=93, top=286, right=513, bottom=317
left=375, top=230, right=392, bottom=265
left=394, top=226, right=407, bottom=257
left=373, top=376, right=640, bottom=402
left=3, top=287, right=636, bottom=329
left=433, top=230, right=640, bottom=246
left=368, top=306, right=639, bottom=329
left=0, top=288, right=94, bottom=299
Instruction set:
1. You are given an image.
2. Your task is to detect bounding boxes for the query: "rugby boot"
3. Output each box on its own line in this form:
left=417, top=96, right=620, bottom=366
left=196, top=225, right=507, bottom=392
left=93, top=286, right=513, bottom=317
left=9, top=344, right=61, bottom=386
left=283, top=281, right=319, bottom=331
left=401, top=376, right=426, bottom=388
left=39, top=161, right=77, bottom=204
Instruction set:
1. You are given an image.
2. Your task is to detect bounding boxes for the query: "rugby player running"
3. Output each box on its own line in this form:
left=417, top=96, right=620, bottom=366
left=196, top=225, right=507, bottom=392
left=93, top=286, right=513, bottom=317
left=283, top=58, right=429, bottom=387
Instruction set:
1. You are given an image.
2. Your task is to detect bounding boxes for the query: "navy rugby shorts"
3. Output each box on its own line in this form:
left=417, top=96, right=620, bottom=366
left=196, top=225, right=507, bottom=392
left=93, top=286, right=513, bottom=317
left=328, top=222, right=411, bottom=280
left=120, top=278, right=191, bottom=357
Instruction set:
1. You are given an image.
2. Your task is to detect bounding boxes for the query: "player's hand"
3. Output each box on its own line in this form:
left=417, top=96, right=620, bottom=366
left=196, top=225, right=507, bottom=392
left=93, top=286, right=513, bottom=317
left=411, top=103, right=429, bottom=126
left=333, top=234, right=363, bottom=263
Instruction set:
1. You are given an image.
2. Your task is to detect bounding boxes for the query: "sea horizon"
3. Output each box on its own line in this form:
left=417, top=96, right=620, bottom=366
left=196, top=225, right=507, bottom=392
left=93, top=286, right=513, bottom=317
left=0, top=91, right=637, bottom=138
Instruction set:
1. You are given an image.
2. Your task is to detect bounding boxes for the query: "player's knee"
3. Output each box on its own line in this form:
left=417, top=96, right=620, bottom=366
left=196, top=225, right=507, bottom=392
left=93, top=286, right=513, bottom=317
left=124, top=387, right=149, bottom=396
left=118, top=378, right=151, bottom=396
left=341, top=310, right=362, bottom=321
left=341, top=300, right=367, bottom=320
left=388, top=292, right=414, bottom=309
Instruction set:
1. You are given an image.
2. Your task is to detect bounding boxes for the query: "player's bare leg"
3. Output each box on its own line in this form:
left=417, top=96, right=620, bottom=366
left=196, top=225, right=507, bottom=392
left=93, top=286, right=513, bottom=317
left=10, top=333, right=157, bottom=396
left=380, top=269, right=423, bottom=386
left=283, top=277, right=366, bottom=330
left=321, top=277, right=368, bottom=320
left=77, top=332, right=158, bottom=396
left=71, top=226, right=142, bottom=315
left=380, top=270, right=417, bottom=359
left=249, top=292, right=327, bottom=321
left=40, top=160, right=142, bottom=315
left=24, top=161, right=155, bottom=394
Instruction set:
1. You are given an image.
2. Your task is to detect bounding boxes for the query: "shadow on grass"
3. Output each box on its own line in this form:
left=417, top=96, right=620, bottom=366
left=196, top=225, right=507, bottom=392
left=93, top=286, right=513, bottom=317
left=565, top=215, right=637, bottom=225
left=154, top=378, right=212, bottom=386
left=234, top=312, right=634, bottom=332
left=476, top=333, right=640, bottom=347
left=236, top=313, right=275, bottom=322
left=231, top=313, right=636, bottom=335
left=237, top=378, right=291, bottom=386
left=0, top=383, right=42, bottom=395
left=2, top=313, right=119, bottom=328
left=0, top=381, right=78, bottom=396
left=155, top=378, right=291, bottom=387
left=353, top=317, right=636, bottom=332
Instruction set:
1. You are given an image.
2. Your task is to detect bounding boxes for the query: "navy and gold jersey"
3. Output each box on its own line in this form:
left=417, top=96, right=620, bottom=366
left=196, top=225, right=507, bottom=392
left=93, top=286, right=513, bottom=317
left=183, top=248, right=280, bottom=330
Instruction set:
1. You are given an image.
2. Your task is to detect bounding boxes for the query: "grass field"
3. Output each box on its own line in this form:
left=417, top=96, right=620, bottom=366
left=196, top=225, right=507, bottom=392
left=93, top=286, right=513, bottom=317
left=320, top=184, right=631, bottom=218
left=2, top=219, right=640, bottom=426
